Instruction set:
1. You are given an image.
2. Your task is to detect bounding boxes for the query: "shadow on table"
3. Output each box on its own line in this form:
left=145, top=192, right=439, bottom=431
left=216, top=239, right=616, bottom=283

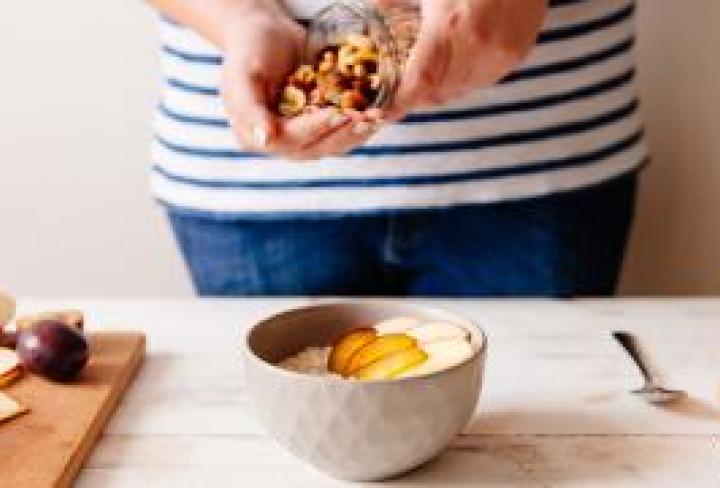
left=376, top=409, right=678, bottom=487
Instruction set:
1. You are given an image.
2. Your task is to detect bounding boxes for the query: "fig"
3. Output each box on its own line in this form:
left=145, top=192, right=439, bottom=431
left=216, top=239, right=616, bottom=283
left=16, top=320, right=89, bottom=382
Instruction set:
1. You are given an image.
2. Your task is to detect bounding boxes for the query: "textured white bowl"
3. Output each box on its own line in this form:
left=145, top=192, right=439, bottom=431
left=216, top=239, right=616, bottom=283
left=242, top=302, right=486, bottom=481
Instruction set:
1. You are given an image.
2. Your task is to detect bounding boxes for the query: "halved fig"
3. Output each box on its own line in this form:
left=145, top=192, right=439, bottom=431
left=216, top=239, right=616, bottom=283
left=344, top=333, right=417, bottom=375
left=328, top=328, right=377, bottom=375
left=15, top=309, right=84, bottom=332
left=353, top=347, right=428, bottom=381
left=0, top=391, right=28, bottom=422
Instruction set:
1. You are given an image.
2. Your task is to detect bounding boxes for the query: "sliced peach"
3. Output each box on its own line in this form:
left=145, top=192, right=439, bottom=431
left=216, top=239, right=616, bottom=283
left=327, top=328, right=377, bottom=375
left=397, top=338, right=474, bottom=379
left=344, top=333, right=417, bottom=375
left=353, top=347, right=428, bottom=381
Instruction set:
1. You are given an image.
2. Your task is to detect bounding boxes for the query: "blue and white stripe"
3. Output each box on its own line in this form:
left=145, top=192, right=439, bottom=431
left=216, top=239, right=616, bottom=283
left=152, top=0, right=648, bottom=216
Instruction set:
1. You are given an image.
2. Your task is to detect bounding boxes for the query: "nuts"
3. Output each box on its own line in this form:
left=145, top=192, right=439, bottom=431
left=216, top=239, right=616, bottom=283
left=277, top=33, right=382, bottom=116
left=279, top=85, right=308, bottom=117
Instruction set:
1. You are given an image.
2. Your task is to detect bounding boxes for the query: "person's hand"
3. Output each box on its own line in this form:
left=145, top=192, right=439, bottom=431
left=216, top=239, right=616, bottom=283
left=378, top=0, right=547, bottom=119
left=220, top=4, right=381, bottom=160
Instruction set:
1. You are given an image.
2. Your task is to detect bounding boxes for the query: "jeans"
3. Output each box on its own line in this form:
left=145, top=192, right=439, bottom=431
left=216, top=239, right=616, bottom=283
left=167, top=172, right=637, bottom=297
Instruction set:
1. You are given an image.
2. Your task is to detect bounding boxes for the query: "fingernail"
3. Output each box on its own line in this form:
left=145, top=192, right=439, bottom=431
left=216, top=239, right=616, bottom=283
left=353, top=121, right=374, bottom=135
left=329, top=113, right=350, bottom=128
left=253, top=125, right=268, bottom=148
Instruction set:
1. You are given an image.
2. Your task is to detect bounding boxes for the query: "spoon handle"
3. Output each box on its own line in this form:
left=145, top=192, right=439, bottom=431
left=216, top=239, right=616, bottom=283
left=612, top=331, right=656, bottom=385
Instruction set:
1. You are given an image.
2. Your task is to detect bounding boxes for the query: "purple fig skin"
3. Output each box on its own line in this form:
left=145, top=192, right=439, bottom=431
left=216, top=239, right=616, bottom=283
left=1, top=330, right=17, bottom=349
left=16, top=320, right=89, bottom=382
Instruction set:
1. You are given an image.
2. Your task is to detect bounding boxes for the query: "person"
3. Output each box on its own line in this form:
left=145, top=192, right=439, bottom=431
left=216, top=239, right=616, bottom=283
left=147, top=0, right=646, bottom=297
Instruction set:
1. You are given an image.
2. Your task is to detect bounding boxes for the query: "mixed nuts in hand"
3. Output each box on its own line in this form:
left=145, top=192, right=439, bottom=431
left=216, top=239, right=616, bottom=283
left=278, top=33, right=382, bottom=116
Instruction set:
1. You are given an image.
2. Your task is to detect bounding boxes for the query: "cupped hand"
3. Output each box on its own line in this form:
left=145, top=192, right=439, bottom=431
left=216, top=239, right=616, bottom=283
left=220, top=7, right=381, bottom=160
left=378, top=0, right=547, bottom=119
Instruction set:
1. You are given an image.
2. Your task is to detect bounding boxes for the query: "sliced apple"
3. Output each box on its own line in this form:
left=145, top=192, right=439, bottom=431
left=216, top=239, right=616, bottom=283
left=15, top=309, right=84, bottom=332
left=344, top=333, right=417, bottom=375
left=406, top=321, right=470, bottom=344
left=0, top=348, right=22, bottom=387
left=373, top=316, right=420, bottom=335
left=353, top=347, right=428, bottom=380
left=327, top=328, right=377, bottom=375
left=0, top=292, right=15, bottom=329
left=397, top=338, right=474, bottom=379
left=0, top=391, right=28, bottom=422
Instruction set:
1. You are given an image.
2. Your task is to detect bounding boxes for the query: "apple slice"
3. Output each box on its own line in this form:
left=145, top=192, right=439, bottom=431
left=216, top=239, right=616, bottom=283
left=373, top=316, right=420, bottom=335
left=344, top=333, right=417, bottom=375
left=0, top=392, right=28, bottom=422
left=0, top=348, right=22, bottom=387
left=15, top=309, right=84, bottom=332
left=397, top=338, right=474, bottom=378
left=353, top=347, right=428, bottom=380
left=406, top=322, right=470, bottom=344
left=0, top=292, right=15, bottom=330
left=327, top=328, right=377, bottom=375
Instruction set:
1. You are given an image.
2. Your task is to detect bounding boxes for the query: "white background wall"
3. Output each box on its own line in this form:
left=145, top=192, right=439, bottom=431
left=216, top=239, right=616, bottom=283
left=0, top=1, right=718, bottom=297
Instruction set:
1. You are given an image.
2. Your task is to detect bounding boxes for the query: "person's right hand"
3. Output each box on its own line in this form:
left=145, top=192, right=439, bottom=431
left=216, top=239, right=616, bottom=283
left=220, top=3, right=382, bottom=160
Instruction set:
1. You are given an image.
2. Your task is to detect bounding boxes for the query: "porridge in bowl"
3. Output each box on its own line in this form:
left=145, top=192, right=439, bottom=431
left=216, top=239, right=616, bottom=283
left=278, top=316, right=476, bottom=380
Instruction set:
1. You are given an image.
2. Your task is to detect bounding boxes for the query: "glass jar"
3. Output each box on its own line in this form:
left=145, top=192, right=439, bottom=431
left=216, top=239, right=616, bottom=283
left=305, top=0, right=420, bottom=110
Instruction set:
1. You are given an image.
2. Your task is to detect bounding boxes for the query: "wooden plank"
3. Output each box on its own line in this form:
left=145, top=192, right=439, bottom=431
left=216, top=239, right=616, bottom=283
left=0, top=332, right=144, bottom=488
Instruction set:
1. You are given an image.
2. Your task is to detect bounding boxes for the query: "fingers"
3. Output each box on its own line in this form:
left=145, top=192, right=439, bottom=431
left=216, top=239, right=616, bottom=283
left=301, top=111, right=382, bottom=159
left=222, top=67, right=280, bottom=151
left=272, top=108, right=353, bottom=159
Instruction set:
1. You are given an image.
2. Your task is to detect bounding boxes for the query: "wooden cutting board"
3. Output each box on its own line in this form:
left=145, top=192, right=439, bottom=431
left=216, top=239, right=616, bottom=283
left=0, top=332, right=145, bottom=488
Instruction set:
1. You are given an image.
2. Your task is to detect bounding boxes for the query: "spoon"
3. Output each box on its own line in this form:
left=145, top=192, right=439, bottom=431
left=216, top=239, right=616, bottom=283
left=612, top=331, right=686, bottom=405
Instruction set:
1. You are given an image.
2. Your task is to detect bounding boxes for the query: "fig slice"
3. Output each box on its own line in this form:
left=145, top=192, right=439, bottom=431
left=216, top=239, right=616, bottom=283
left=328, top=328, right=377, bottom=375
left=353, top=347, right=428, bottom=381
left=15, top=309, right=84, bottom=332
left=0, top=348, right=22, bottom=387
left=0, top=391, right=28, bottom=422
left=344, top=333, right=417, bottom=376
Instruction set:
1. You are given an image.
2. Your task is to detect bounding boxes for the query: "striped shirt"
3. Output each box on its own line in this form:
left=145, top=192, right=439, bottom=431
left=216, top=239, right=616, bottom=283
left=152, top=0, right=647, bottom=217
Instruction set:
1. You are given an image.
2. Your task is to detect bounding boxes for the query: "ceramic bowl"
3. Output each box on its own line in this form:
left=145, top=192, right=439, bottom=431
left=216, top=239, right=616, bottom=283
left=242, top=302, right=486, bottom=481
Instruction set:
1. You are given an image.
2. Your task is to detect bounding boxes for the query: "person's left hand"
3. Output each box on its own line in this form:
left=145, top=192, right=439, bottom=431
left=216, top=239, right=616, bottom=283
left=378, top=0, right=547, bottom=119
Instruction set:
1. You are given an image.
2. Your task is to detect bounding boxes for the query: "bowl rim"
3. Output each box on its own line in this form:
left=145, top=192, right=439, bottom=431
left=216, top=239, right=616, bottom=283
left=242, top=300, right=487, bottom=386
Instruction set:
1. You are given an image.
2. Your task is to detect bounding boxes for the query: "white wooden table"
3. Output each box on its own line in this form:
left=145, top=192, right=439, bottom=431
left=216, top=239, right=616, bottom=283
left=17, top=298, right=720, bottom=487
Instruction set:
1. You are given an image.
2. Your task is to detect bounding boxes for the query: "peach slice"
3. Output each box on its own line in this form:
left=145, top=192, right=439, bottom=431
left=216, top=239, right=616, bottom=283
left=0, top=348, right=22, bottom=387
left=397, top=338, right=474, bottom=378
left=327, top=328, right=378, bottom=375
left=0, top=392, right=28, bottom=422
left=344, top=333, right=417, bottom=375
left=353, top=347, right=428, bottom=380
